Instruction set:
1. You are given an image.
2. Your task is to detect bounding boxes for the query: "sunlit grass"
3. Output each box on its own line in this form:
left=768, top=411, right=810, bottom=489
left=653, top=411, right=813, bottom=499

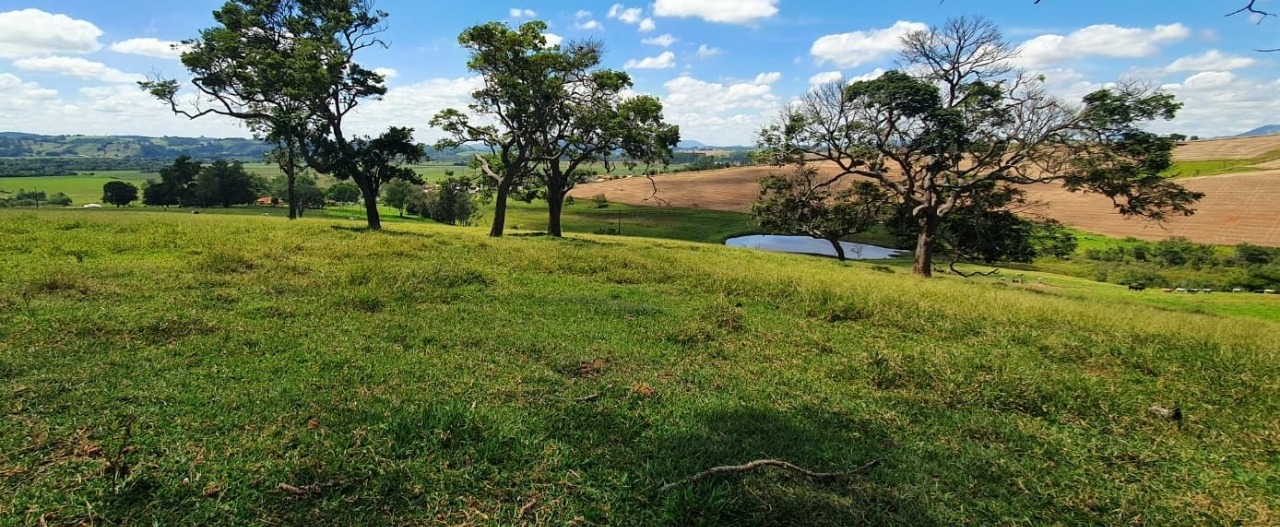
left=1, top=210, right=1276, bottom=526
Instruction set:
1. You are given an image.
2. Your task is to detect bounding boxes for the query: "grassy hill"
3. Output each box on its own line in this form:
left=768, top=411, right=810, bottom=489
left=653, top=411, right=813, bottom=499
left=1, top=210, right=1277, bottom=526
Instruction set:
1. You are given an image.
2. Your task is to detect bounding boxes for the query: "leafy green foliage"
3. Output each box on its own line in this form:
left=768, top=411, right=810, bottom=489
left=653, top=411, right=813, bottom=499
left=753, top=165, right=892, bottom=261
left=194, top=160, right=263, bottom=208
left=101, top=181, right=138, bottom=207
left=381, top=178, right=418, bottom=217
left=407, top=176, right=479, bottom=226
left=142, top=155, right=203, bottom=207
left=326, top=182, right=362, bottom=204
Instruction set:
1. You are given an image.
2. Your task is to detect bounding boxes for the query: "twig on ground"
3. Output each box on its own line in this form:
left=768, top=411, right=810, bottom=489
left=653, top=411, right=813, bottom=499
left=574, top=393, right=602, bottom=403
left=660, top=459, right=879, bottom=491
left=518, top=498, right=538, bottom=519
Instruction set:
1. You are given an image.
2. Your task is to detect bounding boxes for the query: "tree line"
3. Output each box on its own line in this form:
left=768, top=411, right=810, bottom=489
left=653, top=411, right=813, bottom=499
left=134, top=1, right=1204, bottom=278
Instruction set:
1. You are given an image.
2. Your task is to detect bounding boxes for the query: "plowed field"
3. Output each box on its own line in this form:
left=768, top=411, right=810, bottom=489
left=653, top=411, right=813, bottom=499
left=571, top=136, right=1280, bottom=246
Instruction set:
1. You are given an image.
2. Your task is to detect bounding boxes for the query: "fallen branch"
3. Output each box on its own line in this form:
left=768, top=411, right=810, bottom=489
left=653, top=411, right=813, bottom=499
left=949, top=260, right=1000, bottom=278
left=660, top=459, right=879, bottom=491
left=574, top=393, right=602, bottom=403
left=518, top=498, right=538, bottom=519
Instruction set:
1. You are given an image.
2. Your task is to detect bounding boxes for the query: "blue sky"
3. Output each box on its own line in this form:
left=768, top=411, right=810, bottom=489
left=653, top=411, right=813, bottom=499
left=1, top=0, right=1277, bottom=145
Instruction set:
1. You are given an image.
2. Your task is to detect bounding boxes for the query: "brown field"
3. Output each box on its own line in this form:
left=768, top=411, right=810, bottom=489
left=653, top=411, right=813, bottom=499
left=1173, top=134, right=1280, bottom=161
left=571, top=136, right=1280, bottom=246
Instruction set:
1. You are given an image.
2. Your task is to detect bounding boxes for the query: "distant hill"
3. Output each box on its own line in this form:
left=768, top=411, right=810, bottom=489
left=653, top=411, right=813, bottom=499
left=0, top=132, right=273, bottom=160
left=1237, top=125, right=1280, bottom=137
left=677, top=139, right=708, bottom=149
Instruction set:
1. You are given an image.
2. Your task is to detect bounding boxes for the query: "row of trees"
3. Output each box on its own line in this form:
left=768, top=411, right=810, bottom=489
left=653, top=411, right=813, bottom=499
left=143, top=2, right=1204, bottom=278
left=143, top=1, right=677, bottom=237
left=752, top=16, right=1202, bottom=276
left=0, top=189, right=73, bottom=208
left=140, top=156, right=264, bottom=208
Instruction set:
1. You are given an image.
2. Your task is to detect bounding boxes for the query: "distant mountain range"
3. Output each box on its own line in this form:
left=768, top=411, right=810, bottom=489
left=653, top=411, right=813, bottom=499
left=1237, top=125, right=1280, bottom=137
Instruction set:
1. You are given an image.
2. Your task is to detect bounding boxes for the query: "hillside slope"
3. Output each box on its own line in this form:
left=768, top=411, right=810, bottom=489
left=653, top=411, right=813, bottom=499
left=572, top=136, right=1280, bottom=246
left=1, top=211, right=1276, bottom=526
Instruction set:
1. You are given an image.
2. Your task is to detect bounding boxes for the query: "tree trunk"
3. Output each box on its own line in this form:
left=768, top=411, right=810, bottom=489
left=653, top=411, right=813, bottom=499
left=547, top=190, right=565, bottom=237
left=828, top=238, right=847, bottom=261
left=358, top=179, right=382, bottom=230
left=490, top=181, right=510, bottom=237
left=912, top=215, right=939, bottom=277
left=286, top=162, right=298, bottom=221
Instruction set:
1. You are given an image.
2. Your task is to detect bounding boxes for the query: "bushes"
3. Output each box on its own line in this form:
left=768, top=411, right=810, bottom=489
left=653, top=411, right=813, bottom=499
left=1072, top=237, right=1280, bottom=290
left=407, top=176, right=478, bottom=226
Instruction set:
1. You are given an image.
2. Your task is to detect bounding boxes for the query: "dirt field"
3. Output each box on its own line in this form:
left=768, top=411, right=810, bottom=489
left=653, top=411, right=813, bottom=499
left=1173, top=134, right=1280, bottom=161
left=571, top=136, right=1280, bottom=246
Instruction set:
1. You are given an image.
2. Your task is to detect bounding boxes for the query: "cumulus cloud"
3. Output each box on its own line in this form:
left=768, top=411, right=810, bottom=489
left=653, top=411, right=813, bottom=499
left=653, top=0, right=779, bottom=25
left=509, top=8, right=537, bottom=18
left=658, top=71, right=783, bottom=144
left=638, top=18, right=657, bottom=32
left=0, top=73, right=58, bottom=113
left=1165, top=50, right=1257, bottom=73
left=109, top=38, right=191, bottom=59
left=810, top=21, right=927, bottom=68
left=808, top=71, right=843, bottom=87
left=642, top=34, right=678, bottom=47
left=608, top=4, right=644, bottom=24
left=576, top=19, right=603, bottom=31
left=373, top=67, right=398, bottom=80
left=543, top=32, right=564, bottom=47
left=13, top=56, right=143, bottom=84
left=1015, top=23, right=1191, bottom=68
left=624, top=51, right=676, bottom=69
left=696, top=44, right=723, bottom=59
left=0, top=9, right=103, bottom=59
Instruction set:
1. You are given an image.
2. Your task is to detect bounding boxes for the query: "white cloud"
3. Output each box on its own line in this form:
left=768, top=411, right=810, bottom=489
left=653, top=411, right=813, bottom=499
left=509, top=8, right=537, bottom=18
left=576, top=19, right=603, bottom=31
left=608, top=4, right=644, bottom=24
left=624, top=51, right=676, bottom=69
left=13, top=56, right=143, bottom=84
left=653, top=0, right=779, bottom=25
left=1165, top=50, right=1257, bottom=73
left=0, top=9, right=103, bottom=59
left=1015, top=23, right=1191, bottom=68
left=696, top=44, right=723, bottom=59
left=638, top=18, right=657, bottom=32
left=848, top=68, right=888, bottom=83
left=347, top=76, right=484, bottom=142
left=811, top=21, right=927, bottom=68
left=109, top=38, right=190, bottom=59
left=373, top=67, right=398, bottom=80
left=659, top=71, right=783, bottom=144
left=0, top=73, right=58, bottom=114
left=543, top=32, right=564, bottom=47
left=809, top=71, right=843, bottom=87
left=642, top=34, right=678, bottom=47
left=1154, top=72, right=1280, bottom=137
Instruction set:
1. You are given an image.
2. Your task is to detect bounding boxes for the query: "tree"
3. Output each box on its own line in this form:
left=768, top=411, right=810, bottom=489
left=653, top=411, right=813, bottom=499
left=141, top=0, right=396, bottom=228
left=432, top=21, right=564, bottom=238
left=143, top=155, right=202, bottom=208
left=195, top=160, right=261, bottom=208
left=293, top=177, right=326, bottom=216
left=326, top=182, right=362, bottom=204
left=412, top=176, right=479, bottom=226
left=757, top=17, right=1201, bottom=277
left=102, top=181, right=139, bottom=207
left=313, top=126, right=427, bottom=227
left=753, top=166, right=892, bottom=261
left=381, top=178, right=418, bottom=217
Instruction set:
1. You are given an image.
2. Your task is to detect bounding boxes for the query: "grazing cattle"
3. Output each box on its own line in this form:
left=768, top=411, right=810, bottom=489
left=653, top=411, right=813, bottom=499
left=1233, top=288, right=1245, bottom=293
left=1128, top=283, right=1146, bottom=291
left=1203, top=288, right=1213, bottom=293
left=1175, top=288, right=1187, bottom=293
left=1266, top=289, right=1278, bottom=295
left=1162, top=288, right=1174, bottom=293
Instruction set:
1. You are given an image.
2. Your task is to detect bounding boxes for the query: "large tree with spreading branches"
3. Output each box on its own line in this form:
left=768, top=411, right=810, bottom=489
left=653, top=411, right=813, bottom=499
left=757, top=16, right=1202, bottom=277
left=140, top=0, right=400, bottom=228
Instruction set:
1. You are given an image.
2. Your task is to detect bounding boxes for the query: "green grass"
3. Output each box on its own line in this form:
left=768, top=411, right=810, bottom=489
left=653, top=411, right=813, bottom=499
left=0, top=172, right=153, bottom=205
left=1, top=210, right=1277, bottom=526
left=1164, top=148, right=1280, bottom=178
left=503, top=199, right=758, bottom=244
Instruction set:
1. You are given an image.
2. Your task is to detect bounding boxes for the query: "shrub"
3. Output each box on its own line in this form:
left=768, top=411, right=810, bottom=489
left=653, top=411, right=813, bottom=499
left=592, top=194, right=609, bottom=208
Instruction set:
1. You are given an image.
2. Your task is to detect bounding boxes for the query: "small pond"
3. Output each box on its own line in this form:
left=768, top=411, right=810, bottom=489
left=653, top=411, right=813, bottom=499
left=725, top=235, right=905, bottom=260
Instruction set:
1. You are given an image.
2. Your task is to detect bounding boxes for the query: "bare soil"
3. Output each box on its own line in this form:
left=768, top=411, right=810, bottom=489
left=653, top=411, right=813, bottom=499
left=570, top=137, right=1280, bottom=246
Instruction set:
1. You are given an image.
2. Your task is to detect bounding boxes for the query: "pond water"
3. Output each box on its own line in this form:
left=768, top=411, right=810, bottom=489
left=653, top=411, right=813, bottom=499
left=725, top=235, right=905, bottom=260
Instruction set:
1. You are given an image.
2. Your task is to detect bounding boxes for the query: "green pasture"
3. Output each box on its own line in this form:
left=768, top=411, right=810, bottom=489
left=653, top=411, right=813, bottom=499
left=0, top=210, right=1276, bottom=525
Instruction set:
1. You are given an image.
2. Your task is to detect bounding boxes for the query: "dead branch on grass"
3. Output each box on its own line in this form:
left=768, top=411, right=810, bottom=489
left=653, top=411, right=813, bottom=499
left=660, top=459, right=879, bottom=491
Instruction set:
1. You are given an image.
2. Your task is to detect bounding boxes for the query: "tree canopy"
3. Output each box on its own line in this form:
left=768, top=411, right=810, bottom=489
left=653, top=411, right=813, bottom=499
left=757, top=16, right=1202, bottom=276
